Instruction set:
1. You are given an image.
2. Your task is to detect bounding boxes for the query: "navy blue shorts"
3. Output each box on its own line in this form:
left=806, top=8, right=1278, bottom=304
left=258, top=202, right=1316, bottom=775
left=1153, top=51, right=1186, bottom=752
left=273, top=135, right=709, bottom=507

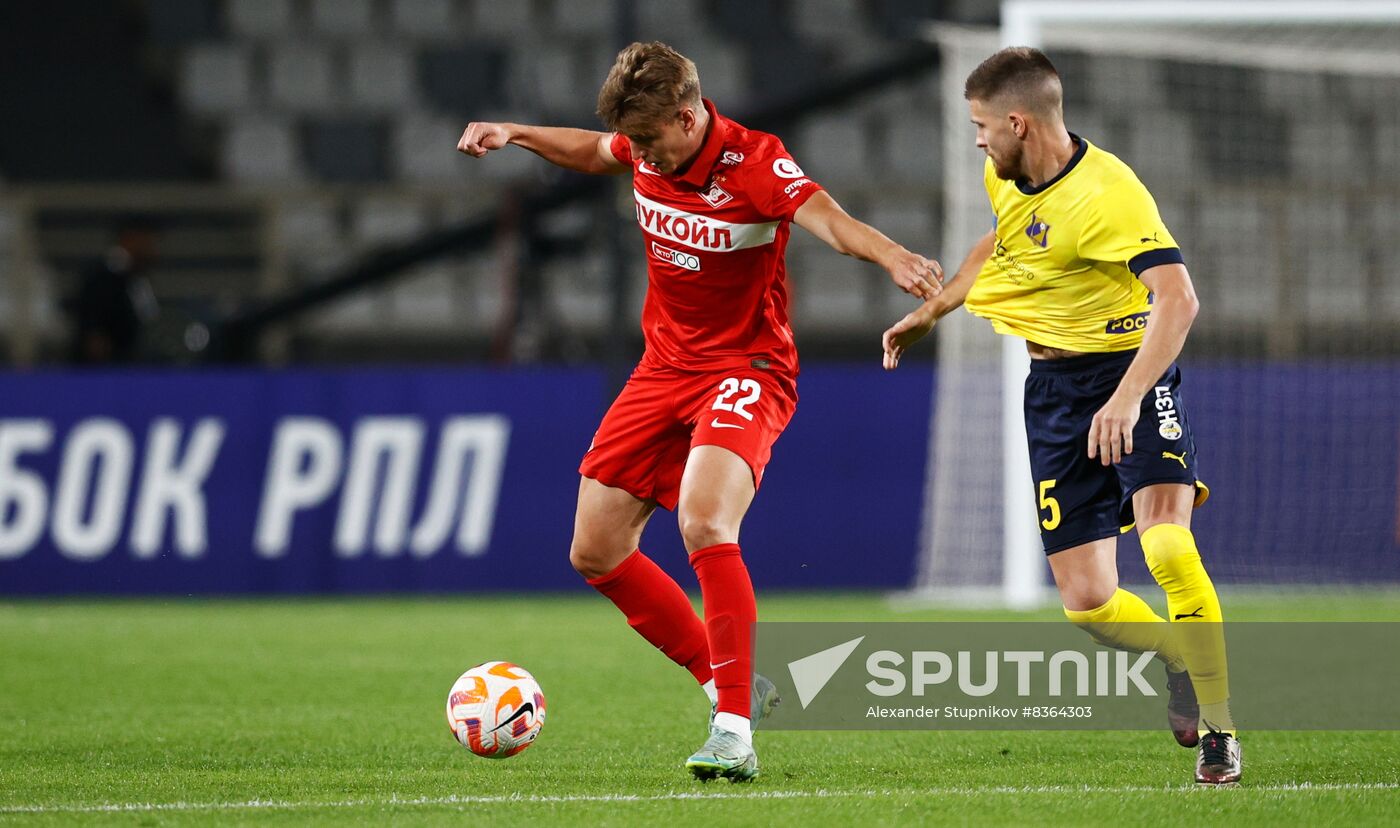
left=1024, top=350, right=1209, bottom=554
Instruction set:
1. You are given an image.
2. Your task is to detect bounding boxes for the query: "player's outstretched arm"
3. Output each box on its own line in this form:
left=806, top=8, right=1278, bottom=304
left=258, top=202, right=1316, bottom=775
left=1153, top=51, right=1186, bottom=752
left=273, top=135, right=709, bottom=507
left=880, top=230, right=994, bottom=370
left=456, top=122, right=627, bottom=175
left=1087, top=262, right=1199, bottom=465
left=794, top=192, right=942, bottom=300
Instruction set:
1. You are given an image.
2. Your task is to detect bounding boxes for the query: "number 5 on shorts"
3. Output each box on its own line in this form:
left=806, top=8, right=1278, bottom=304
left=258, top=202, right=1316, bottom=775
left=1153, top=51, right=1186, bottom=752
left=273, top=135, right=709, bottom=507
left=1038, top=479, right=1061, bottom=530
left=712, top=378, right=761, bottom=421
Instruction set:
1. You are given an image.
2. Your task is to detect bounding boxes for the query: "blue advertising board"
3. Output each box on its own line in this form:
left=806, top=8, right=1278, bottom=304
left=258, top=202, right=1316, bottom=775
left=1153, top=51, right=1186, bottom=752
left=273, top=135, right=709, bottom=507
left=0, top=366, right=931, bottom=594
left=0, top=362, right=1396, bottom=594
left=1119, top=363, right=1400, bottom=585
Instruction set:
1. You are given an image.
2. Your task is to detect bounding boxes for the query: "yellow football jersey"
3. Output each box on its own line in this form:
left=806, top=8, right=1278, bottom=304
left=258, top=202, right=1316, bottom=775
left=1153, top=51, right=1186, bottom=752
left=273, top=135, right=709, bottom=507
left=964, top=135, right=1183, bottom=352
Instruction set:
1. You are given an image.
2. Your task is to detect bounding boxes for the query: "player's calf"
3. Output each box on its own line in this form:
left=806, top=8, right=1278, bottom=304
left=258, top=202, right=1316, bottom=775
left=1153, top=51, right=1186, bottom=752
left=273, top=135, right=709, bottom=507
left=584, top=549, right=714, bottom=685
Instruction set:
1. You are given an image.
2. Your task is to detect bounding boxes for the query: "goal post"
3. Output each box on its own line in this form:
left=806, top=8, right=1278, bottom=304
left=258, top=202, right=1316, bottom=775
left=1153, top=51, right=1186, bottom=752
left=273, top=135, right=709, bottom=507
left=1001, top=0, right=1400, bottom=47
left=910, top=1, right=1400, bottom=608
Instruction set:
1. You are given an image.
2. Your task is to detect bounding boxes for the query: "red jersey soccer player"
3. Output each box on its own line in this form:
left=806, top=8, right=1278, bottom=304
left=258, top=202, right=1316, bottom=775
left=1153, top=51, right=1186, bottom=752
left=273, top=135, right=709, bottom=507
left=458, top=42, right=941, bottom=782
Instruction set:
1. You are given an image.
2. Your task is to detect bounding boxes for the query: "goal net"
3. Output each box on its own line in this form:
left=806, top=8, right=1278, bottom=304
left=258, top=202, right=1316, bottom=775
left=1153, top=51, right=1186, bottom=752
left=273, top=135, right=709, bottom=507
left=913, top=3, right=1400, bottom=606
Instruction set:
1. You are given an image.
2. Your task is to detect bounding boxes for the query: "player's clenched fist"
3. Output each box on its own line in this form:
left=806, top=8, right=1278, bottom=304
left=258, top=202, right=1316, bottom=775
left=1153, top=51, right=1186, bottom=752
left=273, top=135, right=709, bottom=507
left=881, top=306, right=937, bottom=371
left=885, top=250, right=944, bottom=301
left=457, top=122, right=513, bottom=157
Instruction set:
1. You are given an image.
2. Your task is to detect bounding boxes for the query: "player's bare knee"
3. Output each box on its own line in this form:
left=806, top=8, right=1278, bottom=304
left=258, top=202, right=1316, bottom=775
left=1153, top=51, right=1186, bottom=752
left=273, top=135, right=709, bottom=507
left=1058, top=581, right=1118, bottom=613
left=1136, top=514, right=1189, bottom=540
left=567, top=542, right=600, bottom=578
left=677, top=512, right=737, bottom=554
left=568, top=539, right=618, bottom=579
left=1132, top=485, right=1194, bottom=537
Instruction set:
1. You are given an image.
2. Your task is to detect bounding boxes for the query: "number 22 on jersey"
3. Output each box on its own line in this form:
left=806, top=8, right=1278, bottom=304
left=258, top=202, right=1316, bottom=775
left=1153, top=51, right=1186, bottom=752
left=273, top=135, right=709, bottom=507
left=712, top=378, right=761, bottom=420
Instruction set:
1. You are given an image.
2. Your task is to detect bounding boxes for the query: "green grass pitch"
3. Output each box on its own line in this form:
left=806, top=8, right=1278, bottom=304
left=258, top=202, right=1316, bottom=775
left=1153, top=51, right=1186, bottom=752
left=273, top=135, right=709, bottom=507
left=3, top=591, right=1400, bottom=825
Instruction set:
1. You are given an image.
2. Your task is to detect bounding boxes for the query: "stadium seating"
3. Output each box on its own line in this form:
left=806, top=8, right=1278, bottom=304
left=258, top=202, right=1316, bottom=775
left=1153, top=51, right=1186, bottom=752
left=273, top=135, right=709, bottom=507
left=6, top=1, right=1395, bottom=363
left=132, top=0, right=966, bottom=350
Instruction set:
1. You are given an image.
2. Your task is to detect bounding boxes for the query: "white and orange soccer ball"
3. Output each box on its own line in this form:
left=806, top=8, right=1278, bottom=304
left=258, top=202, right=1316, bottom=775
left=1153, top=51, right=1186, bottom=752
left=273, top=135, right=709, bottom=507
left=445, top=661, right=546, bottom=758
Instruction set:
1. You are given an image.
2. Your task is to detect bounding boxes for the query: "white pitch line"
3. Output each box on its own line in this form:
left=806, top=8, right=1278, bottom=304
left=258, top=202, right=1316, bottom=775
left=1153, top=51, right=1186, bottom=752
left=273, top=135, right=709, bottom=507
left=2, top=783, right=1398, bottom=815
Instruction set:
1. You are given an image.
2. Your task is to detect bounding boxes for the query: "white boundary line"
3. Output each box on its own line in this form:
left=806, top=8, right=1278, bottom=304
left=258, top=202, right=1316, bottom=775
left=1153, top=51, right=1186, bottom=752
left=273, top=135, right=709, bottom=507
left=4, top=783, right=1398, bottom=815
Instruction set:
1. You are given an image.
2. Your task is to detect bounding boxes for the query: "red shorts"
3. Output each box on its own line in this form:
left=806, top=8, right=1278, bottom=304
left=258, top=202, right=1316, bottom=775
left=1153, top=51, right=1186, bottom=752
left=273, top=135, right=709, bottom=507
left=579, top=363, right=798, bottom=511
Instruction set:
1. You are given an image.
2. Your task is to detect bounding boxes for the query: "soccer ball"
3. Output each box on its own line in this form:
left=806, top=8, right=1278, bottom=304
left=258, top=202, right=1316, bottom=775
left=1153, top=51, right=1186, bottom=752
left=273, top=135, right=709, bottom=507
left=445, top=661, right=546, bottom=758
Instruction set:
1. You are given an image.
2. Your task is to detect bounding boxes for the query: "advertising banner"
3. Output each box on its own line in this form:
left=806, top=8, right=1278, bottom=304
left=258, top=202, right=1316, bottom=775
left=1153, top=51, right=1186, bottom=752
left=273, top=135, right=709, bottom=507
left=0, top=363, right=1395, bottom=594
left=0, top=366, right=932, bottom=594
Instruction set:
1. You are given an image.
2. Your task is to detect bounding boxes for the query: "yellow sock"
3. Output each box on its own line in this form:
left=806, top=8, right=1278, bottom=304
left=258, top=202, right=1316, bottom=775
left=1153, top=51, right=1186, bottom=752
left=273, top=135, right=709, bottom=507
left=1141, top=522, right=1234, bottom=735
left=1063, top=587, right=1186, bottom=673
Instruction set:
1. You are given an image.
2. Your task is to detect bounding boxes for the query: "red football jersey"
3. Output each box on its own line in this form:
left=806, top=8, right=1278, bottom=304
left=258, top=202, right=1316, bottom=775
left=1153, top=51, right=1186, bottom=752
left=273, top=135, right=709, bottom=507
left=610, top=100, right=823, bottom=376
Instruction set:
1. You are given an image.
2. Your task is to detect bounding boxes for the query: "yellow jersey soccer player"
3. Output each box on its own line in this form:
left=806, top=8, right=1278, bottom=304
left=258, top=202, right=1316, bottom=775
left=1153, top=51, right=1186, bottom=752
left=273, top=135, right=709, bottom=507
left=881, top=47, right=1240, bottom=786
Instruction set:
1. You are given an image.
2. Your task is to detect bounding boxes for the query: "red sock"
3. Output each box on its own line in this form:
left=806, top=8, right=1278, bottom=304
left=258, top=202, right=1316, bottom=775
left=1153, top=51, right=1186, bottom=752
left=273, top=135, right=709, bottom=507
left=586, top=550, right=712, bottom=685
left=690, top=543, right=755, bottom=719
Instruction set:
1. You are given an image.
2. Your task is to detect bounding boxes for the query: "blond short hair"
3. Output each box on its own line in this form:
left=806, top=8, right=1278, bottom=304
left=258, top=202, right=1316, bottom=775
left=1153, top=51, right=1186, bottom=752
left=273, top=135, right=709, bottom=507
left=596, top=41, right=702, bottom=135
left=964, top=46, right=1063, bottom=117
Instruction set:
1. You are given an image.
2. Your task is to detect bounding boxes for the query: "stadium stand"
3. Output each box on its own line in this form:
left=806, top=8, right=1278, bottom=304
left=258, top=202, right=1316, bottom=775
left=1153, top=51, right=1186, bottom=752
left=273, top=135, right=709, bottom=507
left=1, top=1, right=1396, bottom=364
